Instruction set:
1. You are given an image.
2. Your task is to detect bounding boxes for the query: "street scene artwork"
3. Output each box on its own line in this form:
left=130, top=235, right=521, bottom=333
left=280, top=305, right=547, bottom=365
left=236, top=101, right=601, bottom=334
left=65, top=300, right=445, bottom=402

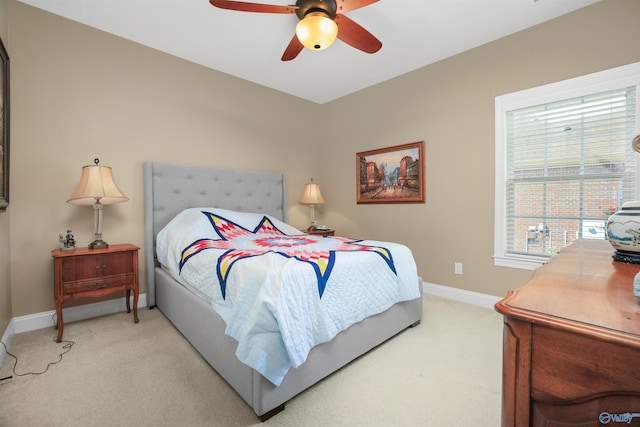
left=356, top=141, right=425, bottom=204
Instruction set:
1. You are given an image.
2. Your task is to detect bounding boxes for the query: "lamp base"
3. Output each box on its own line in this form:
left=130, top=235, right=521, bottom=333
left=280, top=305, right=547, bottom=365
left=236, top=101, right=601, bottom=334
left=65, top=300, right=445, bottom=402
left=88, top=239, right=109, bottom=250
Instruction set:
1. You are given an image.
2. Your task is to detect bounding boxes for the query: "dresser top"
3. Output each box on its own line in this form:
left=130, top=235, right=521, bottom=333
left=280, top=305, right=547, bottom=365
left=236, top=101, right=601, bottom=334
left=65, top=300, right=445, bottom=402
left=496, top=239, right=640, bottom=343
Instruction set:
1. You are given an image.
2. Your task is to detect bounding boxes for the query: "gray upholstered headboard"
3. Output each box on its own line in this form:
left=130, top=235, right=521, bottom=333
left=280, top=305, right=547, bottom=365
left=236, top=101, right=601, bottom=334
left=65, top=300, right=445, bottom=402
left=143, top=162, right=288, bottom=307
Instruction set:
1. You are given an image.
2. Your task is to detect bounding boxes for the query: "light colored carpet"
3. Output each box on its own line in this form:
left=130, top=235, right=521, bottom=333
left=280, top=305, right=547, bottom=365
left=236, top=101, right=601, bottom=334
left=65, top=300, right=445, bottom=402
left=0, top=295, right=503, bottom=426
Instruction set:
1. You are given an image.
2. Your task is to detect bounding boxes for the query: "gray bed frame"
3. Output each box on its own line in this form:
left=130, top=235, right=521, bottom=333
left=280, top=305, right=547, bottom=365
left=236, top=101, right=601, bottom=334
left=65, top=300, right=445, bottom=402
left=143, top=161, right=422, bottom=421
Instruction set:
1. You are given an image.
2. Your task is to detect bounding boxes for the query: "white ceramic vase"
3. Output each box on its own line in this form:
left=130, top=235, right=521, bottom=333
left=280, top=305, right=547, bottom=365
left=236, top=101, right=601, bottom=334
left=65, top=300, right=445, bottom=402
left=606, top=201, right=640, bottom=253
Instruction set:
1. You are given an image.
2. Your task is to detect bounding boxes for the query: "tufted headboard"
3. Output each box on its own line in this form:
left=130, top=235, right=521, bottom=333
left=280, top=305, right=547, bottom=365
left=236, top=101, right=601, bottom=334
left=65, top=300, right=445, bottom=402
left=143, top=162, right=288, bottom=307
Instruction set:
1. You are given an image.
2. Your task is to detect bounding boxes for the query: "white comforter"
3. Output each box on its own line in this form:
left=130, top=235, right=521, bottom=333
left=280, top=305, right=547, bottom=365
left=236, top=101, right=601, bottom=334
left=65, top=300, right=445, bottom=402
left=156, top=208, right=420, bottom=386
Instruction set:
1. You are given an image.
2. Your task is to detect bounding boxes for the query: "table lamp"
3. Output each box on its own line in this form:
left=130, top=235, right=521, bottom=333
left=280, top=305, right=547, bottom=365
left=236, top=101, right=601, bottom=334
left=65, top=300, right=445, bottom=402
left=67, top=158, right=128, bottom=249
left=300, top=178, right=325, bottom=231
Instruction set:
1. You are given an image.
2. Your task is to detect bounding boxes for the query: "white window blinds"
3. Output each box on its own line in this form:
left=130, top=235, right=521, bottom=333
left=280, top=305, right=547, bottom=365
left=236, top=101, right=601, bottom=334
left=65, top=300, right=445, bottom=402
left=504, top=87, right=637, bottom=258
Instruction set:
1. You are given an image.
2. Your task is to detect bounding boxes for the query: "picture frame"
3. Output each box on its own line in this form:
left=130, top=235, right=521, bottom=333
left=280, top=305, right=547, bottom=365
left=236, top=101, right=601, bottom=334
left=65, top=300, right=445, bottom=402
left=356, top=141, right=425, bottom=204
left=0, top=36, right=8, bottom=210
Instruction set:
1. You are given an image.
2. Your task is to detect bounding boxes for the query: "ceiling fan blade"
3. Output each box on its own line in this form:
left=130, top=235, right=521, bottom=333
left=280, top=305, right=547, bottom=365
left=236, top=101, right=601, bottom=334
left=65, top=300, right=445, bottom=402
left=281, top=34, right=304, bottom=61
left=335, top=14, right=381, bottom=54
left=209, top=0, right=297, bottom=14
left=336, top=0, right=379, bottom=14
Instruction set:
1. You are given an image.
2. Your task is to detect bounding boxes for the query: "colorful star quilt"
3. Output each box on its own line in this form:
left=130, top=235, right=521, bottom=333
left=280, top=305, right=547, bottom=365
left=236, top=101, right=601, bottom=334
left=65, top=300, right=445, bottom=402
left=179, top=212, right=397, bottom=300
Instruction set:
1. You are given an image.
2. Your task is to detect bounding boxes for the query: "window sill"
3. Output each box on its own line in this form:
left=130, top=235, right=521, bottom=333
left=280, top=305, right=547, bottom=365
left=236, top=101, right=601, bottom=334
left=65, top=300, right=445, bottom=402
left=493, top=254, right=547, bottom=271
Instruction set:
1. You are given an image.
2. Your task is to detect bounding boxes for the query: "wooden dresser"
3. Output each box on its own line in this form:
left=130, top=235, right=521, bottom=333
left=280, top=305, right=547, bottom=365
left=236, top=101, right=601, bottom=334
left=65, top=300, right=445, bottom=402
left=495, top=240, right=640, bottom=426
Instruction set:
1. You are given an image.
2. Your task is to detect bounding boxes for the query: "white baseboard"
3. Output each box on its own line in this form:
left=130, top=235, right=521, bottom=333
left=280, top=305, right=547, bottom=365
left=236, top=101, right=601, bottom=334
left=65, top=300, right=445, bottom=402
left=422, top=282, right=500, bottom=310
left=0, top=294, right=147, bottom=366
left=13, top=293, right=148, bottom=333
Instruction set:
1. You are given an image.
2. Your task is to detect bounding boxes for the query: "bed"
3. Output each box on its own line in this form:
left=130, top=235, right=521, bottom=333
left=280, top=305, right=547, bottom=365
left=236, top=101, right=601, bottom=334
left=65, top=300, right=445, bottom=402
left=143, top=161, right=423, bottom=421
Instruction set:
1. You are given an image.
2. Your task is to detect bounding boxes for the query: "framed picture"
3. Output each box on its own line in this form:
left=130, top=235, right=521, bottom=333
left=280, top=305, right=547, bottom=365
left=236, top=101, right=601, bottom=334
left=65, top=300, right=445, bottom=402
left=0, top=36, right=8, bottom=210
left=356, top=141, right=425, bottom=204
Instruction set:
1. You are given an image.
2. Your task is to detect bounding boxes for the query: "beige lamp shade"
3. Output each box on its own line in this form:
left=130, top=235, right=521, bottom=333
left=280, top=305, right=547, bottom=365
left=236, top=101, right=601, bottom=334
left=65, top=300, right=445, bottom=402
left=67, top=160, right=128, bottom=205
left=300, top=180, right=325, bottom=205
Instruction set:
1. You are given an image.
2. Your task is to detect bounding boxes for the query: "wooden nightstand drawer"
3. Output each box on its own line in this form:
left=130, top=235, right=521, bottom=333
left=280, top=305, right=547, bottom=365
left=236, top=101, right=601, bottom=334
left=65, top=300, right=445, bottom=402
left=63, top=273, right=134, bottom=295
left=60, top=251, right=134, bottom=282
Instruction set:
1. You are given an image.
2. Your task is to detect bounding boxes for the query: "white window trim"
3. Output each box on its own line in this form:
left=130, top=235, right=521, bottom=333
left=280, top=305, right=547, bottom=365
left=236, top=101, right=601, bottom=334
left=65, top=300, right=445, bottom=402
left=494, top=62, right=640, bottom=270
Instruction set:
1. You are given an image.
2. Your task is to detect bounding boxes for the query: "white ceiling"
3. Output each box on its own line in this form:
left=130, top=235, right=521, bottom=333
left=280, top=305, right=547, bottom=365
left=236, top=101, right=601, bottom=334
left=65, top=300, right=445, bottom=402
left=19, top=0, right=599, bottom=104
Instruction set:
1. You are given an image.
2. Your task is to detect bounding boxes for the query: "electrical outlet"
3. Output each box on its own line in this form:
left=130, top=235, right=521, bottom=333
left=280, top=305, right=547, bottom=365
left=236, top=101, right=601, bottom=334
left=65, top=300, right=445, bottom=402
left=454, top=262, right=463, bottom=275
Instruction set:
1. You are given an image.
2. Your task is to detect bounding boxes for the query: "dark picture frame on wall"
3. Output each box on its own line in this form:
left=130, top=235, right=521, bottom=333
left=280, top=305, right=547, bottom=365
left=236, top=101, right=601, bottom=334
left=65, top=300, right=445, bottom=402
left=0, top=36, right=8, bottom=211
left=356, top=141, right=425, bottom=204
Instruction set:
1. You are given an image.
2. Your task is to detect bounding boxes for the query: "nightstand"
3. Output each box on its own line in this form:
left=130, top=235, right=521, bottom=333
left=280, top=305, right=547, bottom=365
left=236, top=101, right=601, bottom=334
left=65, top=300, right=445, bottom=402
left=306, top=228, right=335, bottom=237
left=51, top=244, right=139, bottom=342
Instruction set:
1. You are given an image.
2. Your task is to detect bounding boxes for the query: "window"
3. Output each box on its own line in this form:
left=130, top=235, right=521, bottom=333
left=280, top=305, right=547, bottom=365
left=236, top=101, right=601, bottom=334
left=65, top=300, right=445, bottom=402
left=495, top=63, right=640, bottom=270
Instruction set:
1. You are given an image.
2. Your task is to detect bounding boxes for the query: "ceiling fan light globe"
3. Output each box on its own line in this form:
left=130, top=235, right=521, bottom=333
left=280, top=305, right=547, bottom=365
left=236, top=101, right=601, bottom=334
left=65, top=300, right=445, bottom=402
left=296, top=12, right=338, bottom=51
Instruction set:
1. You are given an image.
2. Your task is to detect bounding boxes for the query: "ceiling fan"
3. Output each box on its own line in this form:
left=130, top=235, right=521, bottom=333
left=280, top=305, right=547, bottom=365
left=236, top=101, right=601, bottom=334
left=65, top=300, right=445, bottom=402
left=209, top=0, right=382, bottom=61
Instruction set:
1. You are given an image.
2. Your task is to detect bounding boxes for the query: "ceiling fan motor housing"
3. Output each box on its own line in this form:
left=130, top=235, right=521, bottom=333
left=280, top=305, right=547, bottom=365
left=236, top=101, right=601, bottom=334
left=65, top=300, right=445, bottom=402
left=295, top=0, right=337, bottom=20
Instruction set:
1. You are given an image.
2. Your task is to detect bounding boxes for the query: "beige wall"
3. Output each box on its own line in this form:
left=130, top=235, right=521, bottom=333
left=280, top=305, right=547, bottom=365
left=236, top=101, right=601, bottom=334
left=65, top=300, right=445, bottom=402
left=5, top=0, right=640, bottom=319
left=320, top=0, right=640, bottom=298
left=0, top=0, right=10, bottom=334
left=8, top=1, right=320, bottom=317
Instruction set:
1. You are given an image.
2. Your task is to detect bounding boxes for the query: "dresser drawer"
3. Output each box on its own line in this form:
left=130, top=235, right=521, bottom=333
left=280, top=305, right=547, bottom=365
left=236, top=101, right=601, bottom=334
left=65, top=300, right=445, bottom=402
left=62, top=273, right=134, bottom=295
left=531, top=325, right=640, bottom=402
left=60, top=251, right=134, bottom=282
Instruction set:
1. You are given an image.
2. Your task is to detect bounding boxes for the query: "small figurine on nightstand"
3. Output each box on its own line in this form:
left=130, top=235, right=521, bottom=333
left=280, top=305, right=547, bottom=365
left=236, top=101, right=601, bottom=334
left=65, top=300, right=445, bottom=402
left=65, top=230, right=76, bottom=249
left=59, top=229, right=76, bottom=250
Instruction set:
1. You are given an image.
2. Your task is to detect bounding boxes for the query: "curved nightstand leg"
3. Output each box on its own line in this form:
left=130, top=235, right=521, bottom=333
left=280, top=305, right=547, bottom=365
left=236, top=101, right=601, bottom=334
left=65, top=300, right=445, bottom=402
left=126, top=288, right=131, bottom=313
left=55, top=303, right=64, bottom=343
left=133, top=290, right=139, bottom=323
left=127, top=288, right=139, bottom=323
